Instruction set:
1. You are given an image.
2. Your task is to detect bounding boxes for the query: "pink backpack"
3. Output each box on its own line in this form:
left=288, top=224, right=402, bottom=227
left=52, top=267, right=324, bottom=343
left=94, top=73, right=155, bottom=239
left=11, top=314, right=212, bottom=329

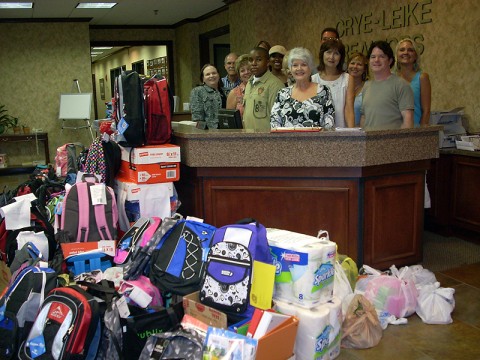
left=60, top=181, right=118, bottom=242
left=55, top=143, right=84, bottom=177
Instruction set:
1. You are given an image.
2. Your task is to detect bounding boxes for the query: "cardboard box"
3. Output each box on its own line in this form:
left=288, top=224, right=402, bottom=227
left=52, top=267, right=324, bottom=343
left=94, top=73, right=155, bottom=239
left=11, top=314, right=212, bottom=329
left=255, top=315, right=299, bottom=360
left=61, top=240, right=117, bottom=258
left=183, top=291, right=228, bottom=329
left=114, top=178, right=175, bottom=232
left=118, top=161, right=180, bottom=184
left=120, top=144, right=180, bottom=164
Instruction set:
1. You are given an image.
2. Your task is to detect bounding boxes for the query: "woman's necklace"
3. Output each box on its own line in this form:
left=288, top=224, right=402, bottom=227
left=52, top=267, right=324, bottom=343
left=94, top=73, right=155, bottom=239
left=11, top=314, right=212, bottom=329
left=354, top=82, right=363, bottom=95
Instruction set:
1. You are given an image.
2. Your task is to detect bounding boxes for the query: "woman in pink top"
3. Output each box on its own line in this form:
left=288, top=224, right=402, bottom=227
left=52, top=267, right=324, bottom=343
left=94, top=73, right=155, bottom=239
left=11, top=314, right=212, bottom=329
left=226, top=54, right=251, bottom=118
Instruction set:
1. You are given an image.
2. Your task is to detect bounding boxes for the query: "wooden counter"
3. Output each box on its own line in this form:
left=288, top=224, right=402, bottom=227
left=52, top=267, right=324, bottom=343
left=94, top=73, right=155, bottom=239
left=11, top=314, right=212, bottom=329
left=172, top=125, right=441, bottom=269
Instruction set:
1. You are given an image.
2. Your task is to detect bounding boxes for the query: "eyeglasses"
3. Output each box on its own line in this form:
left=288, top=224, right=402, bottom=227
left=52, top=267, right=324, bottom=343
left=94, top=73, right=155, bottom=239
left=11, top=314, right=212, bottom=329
left=322, top=37, right=338, bottom=42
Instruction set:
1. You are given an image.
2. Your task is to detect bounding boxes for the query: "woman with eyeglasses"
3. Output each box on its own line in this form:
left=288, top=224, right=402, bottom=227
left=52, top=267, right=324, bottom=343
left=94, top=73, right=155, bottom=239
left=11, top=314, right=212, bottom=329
left=312, top=39, right=354, bottom=128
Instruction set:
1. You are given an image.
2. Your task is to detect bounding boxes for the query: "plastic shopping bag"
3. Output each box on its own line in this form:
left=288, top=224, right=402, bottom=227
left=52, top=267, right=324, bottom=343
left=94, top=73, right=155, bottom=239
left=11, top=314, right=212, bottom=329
left=341, top=294, right=383, bottom=349
left=416, top=282, right=455, bottom=324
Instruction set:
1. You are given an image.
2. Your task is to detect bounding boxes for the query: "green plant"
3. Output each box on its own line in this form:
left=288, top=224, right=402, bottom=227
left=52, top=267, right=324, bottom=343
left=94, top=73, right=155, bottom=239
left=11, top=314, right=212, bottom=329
left=0, top=105, right=19, bottom=134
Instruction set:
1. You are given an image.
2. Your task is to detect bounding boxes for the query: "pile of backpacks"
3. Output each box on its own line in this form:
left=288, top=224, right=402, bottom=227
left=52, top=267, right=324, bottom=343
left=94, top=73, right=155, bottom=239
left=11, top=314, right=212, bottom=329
left=0, top=70, right=457, bottom=359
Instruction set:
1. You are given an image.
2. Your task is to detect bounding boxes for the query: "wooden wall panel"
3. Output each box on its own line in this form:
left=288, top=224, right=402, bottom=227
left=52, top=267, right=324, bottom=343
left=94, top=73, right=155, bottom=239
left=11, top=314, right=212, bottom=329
left=202, top=178, right=359, bottom=260
left=452, top=156, right=480, bottom=231
left=364, top=173, right=424, bottom=269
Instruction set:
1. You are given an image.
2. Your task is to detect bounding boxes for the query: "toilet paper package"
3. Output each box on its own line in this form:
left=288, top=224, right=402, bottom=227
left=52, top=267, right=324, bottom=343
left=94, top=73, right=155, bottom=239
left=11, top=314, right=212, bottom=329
left=267, top=228, right=336, bottom=308
left=274, top=297, right=342, bottom=360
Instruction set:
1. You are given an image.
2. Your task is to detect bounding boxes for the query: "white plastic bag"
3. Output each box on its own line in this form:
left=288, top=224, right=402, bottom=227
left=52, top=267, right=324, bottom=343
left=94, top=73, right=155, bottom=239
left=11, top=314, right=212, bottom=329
left=362, top=265, right=418, bottom=318
left=334, top=260, right=353, bottom=299
left=399, top=264, right=437, bottom=290
left=416, top=282, right=455, bottom=324
left=334, top=261, right=353, bottom=320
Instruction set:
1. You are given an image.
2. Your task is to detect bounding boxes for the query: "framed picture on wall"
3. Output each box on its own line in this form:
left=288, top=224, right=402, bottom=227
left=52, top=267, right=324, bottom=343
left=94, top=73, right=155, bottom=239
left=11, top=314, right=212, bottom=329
left=99, top=78, right=105, bottom=100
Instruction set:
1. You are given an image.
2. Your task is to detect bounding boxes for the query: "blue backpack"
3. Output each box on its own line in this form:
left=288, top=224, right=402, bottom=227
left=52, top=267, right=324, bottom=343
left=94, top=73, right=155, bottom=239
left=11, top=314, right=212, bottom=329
left=199, top=219, right=273, bottom=319
left=149, top=219, right=216, bottom=296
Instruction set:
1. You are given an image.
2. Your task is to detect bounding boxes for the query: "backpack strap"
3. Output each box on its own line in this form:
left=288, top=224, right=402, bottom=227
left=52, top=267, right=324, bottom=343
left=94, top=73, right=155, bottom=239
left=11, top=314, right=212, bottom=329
left=76, top=182, right=90, bottom=242
left=139, top=217, right=162, bottom=247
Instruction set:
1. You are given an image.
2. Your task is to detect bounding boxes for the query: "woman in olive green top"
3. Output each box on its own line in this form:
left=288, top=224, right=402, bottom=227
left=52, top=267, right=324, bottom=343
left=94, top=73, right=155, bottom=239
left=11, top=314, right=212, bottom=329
left=190, top=64, right=226, bottom=129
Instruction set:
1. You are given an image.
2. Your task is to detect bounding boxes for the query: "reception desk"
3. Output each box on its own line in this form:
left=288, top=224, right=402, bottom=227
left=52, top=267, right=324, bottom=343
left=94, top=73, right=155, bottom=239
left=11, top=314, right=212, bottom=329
left=172, top=125, right=441, bottom=269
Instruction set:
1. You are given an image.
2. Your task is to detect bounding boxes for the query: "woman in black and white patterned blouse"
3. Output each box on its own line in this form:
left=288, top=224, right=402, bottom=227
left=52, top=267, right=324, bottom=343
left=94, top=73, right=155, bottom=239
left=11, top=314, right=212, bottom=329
left=270, top=47, right=335, bottom=129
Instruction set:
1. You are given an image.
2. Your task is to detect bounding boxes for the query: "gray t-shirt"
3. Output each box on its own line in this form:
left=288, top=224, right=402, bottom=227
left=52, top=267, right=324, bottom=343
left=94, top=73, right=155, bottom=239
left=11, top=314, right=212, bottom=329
left=361, top=74, right=414, bottom=130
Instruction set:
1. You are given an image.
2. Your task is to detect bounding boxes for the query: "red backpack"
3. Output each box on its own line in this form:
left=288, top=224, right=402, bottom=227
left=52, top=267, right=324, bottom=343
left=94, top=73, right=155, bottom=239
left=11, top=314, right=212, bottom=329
left=143, top=76, right=173, bottom=145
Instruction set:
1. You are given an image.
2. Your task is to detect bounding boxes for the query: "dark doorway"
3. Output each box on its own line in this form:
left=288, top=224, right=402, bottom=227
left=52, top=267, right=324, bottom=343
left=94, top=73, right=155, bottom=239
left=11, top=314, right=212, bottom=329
left=214, top=44, right=231, bottom=78
left=199, top=25, right=230, bottom=66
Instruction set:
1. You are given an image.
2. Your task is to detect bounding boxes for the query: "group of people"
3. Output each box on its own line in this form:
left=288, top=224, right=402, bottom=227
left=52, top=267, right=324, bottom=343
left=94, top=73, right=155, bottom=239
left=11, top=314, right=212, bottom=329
left=189, top=27, right=431, bottom=131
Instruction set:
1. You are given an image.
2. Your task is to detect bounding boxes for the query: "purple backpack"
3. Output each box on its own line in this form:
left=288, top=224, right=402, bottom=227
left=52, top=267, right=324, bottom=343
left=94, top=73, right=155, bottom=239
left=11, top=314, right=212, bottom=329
left=199, top=219, right=273, bottom=319
left=60, top=181, right=118, bottom=242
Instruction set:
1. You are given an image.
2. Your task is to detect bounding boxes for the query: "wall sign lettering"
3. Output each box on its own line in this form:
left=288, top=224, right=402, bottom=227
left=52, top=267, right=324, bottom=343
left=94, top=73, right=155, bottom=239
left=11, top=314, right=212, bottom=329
left=336, top=0, right=432, bottom=36
left=336, top=0, right=432, bottom=56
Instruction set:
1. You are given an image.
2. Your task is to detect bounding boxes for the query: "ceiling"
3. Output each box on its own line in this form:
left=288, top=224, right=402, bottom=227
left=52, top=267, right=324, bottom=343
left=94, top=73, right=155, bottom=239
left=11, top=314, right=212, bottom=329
left=0, top=0, right=227, bottom=26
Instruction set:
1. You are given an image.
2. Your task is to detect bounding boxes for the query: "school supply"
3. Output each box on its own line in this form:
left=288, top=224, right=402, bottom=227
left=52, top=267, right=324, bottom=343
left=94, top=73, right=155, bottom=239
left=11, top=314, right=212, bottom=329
left=18, top=286, right=103, bottom=360
left=114, top=70, right=146, bottom=147
left=143, top=75, right=173, bottom=145
left=55, top=143, right=85, bottom=178
left=84, top=137, right=121, bottom=188
left=200, top=219, right=273, bottom=319
left=0, top=265, right=57, bottom=359
left=59, top=181, right=118, bottom=243
left=149, top=218, right=216, bottom=296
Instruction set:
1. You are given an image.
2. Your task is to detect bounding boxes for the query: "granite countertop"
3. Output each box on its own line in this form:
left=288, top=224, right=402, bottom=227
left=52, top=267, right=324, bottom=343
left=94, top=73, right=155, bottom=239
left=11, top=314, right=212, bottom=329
left=172, top=125, right=442, bottom=168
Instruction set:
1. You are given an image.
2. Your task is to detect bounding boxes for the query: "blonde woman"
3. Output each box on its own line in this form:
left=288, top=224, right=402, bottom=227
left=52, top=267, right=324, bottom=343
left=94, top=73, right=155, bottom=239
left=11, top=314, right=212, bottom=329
left=396, top=38, right=431, bottom=126
left=347, top=52, right=368, bottom=126
left=226, top=54, right=251, bottom=118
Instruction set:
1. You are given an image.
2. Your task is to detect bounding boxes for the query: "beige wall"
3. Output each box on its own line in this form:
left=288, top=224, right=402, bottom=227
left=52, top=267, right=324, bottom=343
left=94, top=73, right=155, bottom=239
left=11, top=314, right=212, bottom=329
left=229, top=0, right=480, bottom=133
left=0, top=22, right=94, bottom=164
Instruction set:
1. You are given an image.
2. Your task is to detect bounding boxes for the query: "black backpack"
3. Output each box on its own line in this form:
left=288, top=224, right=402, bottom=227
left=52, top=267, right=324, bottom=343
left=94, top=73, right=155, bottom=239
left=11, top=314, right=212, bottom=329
left=114, top=70, right=146, bottom=147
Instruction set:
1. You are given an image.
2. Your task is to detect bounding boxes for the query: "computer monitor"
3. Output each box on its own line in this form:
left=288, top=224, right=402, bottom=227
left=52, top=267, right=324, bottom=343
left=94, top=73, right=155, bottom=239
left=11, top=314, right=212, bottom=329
left=217, top=109, right=243, bottom=129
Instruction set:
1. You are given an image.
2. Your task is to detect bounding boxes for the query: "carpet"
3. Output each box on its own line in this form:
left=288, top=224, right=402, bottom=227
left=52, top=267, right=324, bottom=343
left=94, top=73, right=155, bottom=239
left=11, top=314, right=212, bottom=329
left=422, top=231, right=480, bottom=272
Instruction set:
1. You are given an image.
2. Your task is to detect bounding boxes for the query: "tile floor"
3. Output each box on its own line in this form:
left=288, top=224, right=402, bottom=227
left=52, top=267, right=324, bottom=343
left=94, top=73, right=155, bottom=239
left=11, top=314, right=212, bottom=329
left=338, top=262, right=480, bottom=359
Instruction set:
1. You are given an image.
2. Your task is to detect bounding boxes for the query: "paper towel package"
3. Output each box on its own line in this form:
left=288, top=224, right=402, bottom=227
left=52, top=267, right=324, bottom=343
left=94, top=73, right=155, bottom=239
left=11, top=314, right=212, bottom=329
left=267, top=228, right=336, bottom=308
left=274, top=297, right=342, bottom=360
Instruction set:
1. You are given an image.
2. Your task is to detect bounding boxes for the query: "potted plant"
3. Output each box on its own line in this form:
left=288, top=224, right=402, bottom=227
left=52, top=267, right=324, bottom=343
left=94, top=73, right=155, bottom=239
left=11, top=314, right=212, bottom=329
left=11, top=117, right=21, bottom=134
left=0, top=105, right=18, bottom=135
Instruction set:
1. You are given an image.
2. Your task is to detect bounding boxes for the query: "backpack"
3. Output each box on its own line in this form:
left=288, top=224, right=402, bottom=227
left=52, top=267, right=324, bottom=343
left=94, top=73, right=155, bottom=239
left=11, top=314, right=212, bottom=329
left=139, top=328, right=204, bottom=360
left=122, top=215, right=180, bottom=281
left=4, top=205, right=56, bottom=268
left=55, top=143, right=85, bottom=178
left=199, top=219, right=273, bottom=319
left=18, top=286, right=103, bottom=360
left=143, top=76, right=173, bottom=145
left=60, top=181, right=118, bottom=242
left=84, top=137, right=121, bottom=188
left=114, top=70, right=146, bottom=147
left=149, top=219, right=216, bottom=296
left=0, top=265, right=57, bottom=359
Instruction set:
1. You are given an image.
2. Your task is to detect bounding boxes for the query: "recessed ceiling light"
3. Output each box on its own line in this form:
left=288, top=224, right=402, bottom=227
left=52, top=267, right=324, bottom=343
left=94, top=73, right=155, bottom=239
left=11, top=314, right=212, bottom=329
left=91, top=52, right=104, bottom=55
left=92, top=47, right=113, bottom=50
left=76, top=3, right=117, bottom=9
left=0, top=2, right=33, bottom=9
